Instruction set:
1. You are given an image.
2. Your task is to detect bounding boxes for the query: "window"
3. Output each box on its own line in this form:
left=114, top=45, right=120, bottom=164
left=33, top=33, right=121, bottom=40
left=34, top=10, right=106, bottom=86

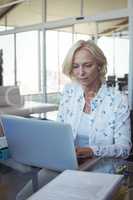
left=16, top=31, right=40, bottom=94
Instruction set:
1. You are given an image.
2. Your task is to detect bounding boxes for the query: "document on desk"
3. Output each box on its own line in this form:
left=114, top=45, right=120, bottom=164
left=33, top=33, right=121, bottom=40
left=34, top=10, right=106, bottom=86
left=28, top=170, right=124, bottom=200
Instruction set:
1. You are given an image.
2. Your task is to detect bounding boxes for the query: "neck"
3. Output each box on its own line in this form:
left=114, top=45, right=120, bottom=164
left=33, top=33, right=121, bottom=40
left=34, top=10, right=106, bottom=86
left=83, top=79, right=101, bottom=97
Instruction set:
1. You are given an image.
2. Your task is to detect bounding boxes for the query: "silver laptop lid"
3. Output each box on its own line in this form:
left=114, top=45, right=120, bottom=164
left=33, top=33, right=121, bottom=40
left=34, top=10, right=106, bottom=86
left=1, top=115, right=78, bottom=172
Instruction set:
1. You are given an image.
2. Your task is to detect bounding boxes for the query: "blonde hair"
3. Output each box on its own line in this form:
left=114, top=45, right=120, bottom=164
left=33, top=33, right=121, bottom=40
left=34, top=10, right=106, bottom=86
left=62, top=40, right=107, bottom=82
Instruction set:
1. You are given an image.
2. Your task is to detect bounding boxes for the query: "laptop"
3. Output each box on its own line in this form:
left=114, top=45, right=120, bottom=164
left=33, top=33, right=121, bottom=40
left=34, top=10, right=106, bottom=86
left=1, top=115, right=100, bottom=172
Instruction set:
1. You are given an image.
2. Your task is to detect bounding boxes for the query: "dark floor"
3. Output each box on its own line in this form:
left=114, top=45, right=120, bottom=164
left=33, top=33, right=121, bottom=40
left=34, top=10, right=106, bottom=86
left=0, top=163, right=31, bottom=200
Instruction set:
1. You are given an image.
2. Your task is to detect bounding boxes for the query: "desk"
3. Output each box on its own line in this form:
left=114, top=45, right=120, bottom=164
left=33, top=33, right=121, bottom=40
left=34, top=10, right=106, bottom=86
left=88, top=158, right=133, bottom=200
left=27, top=169, right=124, bottom=200
left=0, top=101, right=58, bottom=117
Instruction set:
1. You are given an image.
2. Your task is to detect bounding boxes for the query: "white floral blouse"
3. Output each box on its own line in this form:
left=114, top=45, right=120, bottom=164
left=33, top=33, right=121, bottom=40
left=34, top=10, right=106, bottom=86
left=57, top=81, right=131, bottom=158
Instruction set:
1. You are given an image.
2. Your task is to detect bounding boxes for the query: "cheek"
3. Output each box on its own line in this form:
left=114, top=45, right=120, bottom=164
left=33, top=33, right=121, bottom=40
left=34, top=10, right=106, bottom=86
left=72, top=69, right=79, bottom=76
left=87, top=68, right=99, bottom=77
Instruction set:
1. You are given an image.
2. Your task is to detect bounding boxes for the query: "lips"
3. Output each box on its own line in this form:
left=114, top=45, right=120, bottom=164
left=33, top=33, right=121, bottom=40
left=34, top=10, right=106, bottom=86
left=78, top=78, right=88, bottom=81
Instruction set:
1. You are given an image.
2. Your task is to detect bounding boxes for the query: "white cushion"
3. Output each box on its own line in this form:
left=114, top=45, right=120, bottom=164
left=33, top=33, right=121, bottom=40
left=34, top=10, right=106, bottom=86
left=0, top=86, right=24, bottom=107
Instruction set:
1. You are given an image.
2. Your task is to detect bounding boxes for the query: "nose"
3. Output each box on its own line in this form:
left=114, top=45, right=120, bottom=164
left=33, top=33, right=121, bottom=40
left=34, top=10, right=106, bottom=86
left=79, top=65, right=84, bottom=75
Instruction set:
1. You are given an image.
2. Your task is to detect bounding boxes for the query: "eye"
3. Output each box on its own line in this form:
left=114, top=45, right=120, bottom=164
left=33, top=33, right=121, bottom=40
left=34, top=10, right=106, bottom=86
left=72, top=64, right=79, bottom=68
left=84, top=63, right=93, bottom=68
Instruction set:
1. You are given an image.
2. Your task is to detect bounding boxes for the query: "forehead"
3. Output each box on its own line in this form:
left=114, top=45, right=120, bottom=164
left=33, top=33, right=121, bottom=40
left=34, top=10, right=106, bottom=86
left=73, top=48, right=95, bottom=63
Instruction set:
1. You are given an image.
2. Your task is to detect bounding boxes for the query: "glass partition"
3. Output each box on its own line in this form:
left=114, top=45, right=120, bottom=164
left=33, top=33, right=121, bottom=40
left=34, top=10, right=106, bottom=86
left=98, top=36, right=129, bottom=77
left=0, top=0, right=130, bottom=103
left=46, top=27, right=72, bottom=94
left=16, top=31, right=40, bottom=95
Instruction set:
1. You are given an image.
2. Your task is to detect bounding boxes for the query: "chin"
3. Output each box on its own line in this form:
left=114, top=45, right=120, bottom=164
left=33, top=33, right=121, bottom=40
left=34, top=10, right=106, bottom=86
left=80, top=82, right=89, bottom=87
left=79, top=80, right=90, bottom=85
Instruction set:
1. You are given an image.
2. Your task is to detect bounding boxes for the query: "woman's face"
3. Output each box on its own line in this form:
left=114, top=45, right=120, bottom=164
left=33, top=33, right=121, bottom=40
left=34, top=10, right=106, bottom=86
left=72, top=49, right=101, bottom=88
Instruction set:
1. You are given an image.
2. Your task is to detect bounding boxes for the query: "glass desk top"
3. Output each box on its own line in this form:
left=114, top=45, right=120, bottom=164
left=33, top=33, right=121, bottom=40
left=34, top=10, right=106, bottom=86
left=88, top=158, right=133, bottom=200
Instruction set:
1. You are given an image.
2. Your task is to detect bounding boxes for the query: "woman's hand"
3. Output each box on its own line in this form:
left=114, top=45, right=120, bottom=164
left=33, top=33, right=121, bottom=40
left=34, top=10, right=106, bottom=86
left=76, top=147, right=94, bottom=158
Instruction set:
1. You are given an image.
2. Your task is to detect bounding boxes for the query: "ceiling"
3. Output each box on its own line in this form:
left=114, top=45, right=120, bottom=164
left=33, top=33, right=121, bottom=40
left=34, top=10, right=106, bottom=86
left=0, top=0, right=128, bottom=36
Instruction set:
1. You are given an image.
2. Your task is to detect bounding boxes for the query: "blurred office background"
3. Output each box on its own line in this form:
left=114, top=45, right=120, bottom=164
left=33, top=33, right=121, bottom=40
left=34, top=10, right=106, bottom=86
left=0, top=0, right=132, bottom=109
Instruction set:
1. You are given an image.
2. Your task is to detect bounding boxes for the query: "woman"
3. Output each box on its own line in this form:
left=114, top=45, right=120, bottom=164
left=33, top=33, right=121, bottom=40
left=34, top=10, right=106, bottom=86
left=57, top=40, right=131, bottom=158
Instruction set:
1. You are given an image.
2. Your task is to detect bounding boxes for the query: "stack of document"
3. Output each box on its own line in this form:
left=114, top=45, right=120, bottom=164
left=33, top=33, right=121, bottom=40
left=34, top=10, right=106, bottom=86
left=28, top=170, right=124, bottom=200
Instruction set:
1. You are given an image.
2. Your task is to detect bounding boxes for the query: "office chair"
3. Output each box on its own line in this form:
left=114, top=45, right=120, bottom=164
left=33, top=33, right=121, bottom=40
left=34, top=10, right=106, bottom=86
left=106, top=75, right=116, bottom=87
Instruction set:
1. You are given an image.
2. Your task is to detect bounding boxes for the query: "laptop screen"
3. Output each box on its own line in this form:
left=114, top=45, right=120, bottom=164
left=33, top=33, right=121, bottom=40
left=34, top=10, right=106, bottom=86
left=1, top=115, right=78, bottom=172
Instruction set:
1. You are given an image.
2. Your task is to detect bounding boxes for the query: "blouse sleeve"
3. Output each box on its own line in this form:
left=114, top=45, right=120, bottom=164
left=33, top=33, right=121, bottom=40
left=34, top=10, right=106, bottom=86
left=90, top=94, right=132, bottom=158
